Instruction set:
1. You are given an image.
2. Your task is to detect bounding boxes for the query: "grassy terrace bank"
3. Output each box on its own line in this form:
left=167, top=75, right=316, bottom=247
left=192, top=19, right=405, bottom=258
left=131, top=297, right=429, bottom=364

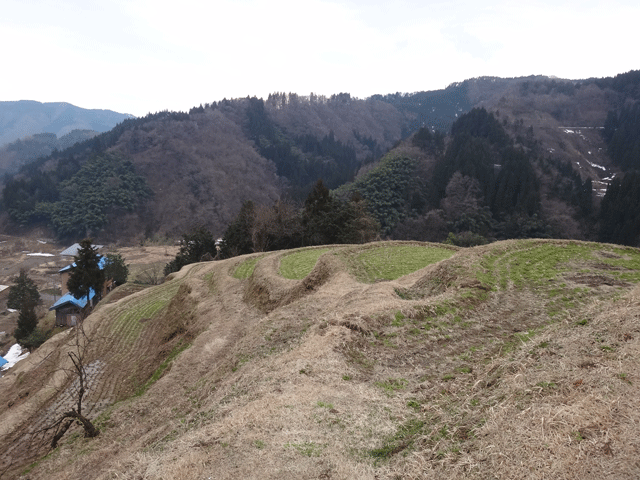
left=2, top=240, right=639, bottom=480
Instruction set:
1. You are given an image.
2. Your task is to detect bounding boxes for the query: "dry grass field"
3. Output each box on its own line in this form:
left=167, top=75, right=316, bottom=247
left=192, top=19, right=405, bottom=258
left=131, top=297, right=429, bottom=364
left=0, top=239, right=639, bottom=479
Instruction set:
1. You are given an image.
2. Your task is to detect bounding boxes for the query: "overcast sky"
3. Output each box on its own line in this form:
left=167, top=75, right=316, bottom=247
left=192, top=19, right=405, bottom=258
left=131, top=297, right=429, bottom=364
left=3, top=0, right=638, bottom=117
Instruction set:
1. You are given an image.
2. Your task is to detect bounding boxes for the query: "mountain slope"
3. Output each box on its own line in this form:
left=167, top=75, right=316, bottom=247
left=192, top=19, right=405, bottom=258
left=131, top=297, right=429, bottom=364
left=0, top=130, right=99, bottom=177
left=1, top=97, right=406, bottom=242
left=2, top=71, right=639, bottom=243
left=1, top=240, right=639, bottom=479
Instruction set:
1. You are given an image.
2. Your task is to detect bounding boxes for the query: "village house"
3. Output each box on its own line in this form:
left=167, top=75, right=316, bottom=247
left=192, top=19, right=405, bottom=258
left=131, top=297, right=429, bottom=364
left=49, top=243, right=113, bottom=327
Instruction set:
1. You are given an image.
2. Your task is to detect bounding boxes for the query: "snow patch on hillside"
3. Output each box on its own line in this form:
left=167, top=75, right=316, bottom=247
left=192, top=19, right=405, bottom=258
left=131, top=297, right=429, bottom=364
left=585, top=159, right=606, bottom=171
left=0, top=344, right=29, bottom=371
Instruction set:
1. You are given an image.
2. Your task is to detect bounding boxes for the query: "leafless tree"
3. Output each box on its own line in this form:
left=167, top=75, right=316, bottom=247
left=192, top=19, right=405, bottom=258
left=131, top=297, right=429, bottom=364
left=137, top=263, right=164, bottom=285
left=251, top=200, right=302, bottom=252
left=35, top=317, right=99, bottom=450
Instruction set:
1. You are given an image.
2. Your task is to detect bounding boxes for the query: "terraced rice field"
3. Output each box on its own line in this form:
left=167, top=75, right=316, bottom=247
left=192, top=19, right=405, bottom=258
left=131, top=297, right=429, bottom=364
left=278, top=248, right=331, bottom=279
left=475, top=241, right=640, bottom=318
left=343, top=244, right=456, bottom=282
left=106, top=279, right=182, bottom=349
left=21, top=277, right=186, bottom=447
left=3, top=239, right=640, bottom=480
left=232, top=256, right=263, bottom=279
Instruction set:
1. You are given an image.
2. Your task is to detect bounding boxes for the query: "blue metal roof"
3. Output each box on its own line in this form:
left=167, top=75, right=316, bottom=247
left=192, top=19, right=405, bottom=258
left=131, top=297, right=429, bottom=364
left=58, top=255, right=107, bottom=273
left=49, top=288, right=95, bottom=311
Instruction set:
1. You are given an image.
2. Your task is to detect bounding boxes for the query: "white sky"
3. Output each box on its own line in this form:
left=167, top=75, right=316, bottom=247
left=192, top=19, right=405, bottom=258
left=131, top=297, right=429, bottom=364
left=2, top=0, right=638, bottom=117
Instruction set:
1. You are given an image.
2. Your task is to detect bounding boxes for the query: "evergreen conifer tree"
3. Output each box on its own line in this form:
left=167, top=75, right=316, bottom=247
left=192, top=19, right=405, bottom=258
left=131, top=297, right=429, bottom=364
left=67, top=239, right=105, bottom=305
left=14, top=300, right=38, bottom=346
left=7, top=270, right=40, bottom=310
left=164, top=226, right=217, bottom=274
left=104, top=253, right=129, bottom=286
left=303, top=179, right=338, bottom=245
left=219, top=201, right=255, bottom=259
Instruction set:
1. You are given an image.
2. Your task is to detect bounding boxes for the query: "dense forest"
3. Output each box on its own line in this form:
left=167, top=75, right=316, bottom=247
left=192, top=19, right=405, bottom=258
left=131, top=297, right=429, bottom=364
left=2, top=153, right=151, bottom=237
left=243, top=97, right=362, bottom=197
left=0, top=129, right=98, bottom=177
left=371, top=82, right=471, bottom=135
left=2, top=70, right=640, bottom=247
left=336, top=108, right=550, bottom=245
left=0, top=96, right=402, bottom=240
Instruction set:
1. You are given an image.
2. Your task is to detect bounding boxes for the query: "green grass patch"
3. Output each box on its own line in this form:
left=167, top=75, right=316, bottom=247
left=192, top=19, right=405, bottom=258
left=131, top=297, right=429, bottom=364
left=285, top=441, right=326, bottom=457
left=345, top=245, right=455, bottom=283
left=475, top=241, right=640, bottom=320
left=109, top=280, right=181, bottom=347
left=455, top=365, right=473, bottom=374
left=279, top=248, right=330, bottom=280
left=617, top=373, right=632, bottom=384
left=536, top=381, right=557, bottom=390
left=136, top=341, right=190, bottom=396
left=479, top=242, right=640, bottom=292
left=391, top=311, right=406, bottom=326
left=375, top=378, right=408, bottom=394
left=606, top=247, right=640, bottom=282
left=232, top=354, right=252, bottom=372
left=232, top=256, right=263, bottom=279
left=21, top=449, right=59, bottom=475
left=368, top=418, right=424, bottom=462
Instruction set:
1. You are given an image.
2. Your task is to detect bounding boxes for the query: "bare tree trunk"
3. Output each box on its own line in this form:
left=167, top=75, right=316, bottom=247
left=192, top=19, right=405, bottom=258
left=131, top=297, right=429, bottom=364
left=37, top=315, right=100, bottom=450
left=50, top=420, right=73, bottom=449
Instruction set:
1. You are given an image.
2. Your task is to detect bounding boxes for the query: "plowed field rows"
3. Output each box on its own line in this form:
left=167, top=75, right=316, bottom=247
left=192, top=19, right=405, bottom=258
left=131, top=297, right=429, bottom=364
left=19, top=277, right=185, bottom=463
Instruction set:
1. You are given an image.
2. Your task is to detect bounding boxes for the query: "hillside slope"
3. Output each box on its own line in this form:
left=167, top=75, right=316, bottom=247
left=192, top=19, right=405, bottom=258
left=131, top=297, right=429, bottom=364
left=0, top=130, right=99, bottom=177
left=5, top=72, right=640, bottom=243
left=0, top=240, right=639, bottom=479
left=0, top=96, right=408, bottom=242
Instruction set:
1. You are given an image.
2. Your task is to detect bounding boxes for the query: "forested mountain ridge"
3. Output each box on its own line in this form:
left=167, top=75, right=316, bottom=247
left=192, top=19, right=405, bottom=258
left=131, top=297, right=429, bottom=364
left=2, top=70, right=640, bottom=245
left=0, top=96, right=406, bottom=242
left=335, top=71, right=640, bottom=246
left=0, top=129, right=99, bottom=177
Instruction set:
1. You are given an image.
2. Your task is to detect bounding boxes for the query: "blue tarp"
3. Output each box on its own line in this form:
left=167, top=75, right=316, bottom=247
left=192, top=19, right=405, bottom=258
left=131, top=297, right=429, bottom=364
left=0, top=356, right=8, bottom=367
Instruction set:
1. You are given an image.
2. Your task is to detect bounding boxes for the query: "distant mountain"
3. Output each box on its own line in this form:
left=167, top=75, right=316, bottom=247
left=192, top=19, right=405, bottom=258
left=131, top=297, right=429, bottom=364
left=0, top=100, right=133, bottom=147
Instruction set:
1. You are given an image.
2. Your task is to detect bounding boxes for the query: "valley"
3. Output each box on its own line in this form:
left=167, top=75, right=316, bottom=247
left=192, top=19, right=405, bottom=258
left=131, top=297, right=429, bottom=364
left=1, top=71, right=640, bottom=478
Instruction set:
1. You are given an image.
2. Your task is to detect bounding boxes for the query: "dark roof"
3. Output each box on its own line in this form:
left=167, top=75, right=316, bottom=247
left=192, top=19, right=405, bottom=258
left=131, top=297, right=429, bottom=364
left=60, top=243, right=103, bottom=256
